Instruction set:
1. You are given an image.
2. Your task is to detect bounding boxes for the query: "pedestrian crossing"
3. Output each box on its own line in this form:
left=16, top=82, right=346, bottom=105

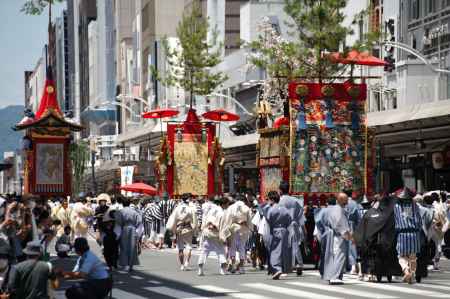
left=123, top=275, right=450, bottom=299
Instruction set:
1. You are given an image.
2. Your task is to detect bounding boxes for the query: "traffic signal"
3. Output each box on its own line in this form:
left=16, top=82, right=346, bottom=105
left=384, top=18, right=396, bottom=73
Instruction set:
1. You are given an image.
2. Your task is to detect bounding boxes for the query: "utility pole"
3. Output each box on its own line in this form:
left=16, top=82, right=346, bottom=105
left=90, top=138, right=98, bottom=195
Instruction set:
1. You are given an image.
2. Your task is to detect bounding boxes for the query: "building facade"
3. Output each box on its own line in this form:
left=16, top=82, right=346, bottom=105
left=55, top=10, right=72, bottom=113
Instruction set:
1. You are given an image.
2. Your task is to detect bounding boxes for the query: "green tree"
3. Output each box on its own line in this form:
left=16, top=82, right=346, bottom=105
left=21, top=0, right=64, bottom=15
left=283, top=0, right=353, bottom=80
left=152, top=3, right=227, bottom=107
left=248, top=0, right=380, bottom=108
left=70, top=141, right=89, bottom=196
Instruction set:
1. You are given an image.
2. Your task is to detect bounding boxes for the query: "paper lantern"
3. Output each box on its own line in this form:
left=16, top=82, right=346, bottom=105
left=432, top=152, right=444, bottom=170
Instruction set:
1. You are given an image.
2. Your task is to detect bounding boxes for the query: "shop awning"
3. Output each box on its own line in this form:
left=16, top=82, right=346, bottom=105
left=222, top=133, right=259, bottom=149
left=368, top=99, right=450, bottom=127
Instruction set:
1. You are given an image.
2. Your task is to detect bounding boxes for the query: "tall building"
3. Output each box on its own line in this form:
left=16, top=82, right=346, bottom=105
left=184, top=0, right=247, bottom=55
left=25, top=52, right=46, bottom=113
left=359, top=0, right=450, bottom=192
left=55, top=11, right=72, bottom=113
left=67, top=0, right=97, bottom=135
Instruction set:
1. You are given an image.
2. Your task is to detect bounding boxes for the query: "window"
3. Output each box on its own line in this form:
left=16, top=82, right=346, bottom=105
left=427, top=0, right=436, bottom=14
left=410, top=0, right=421, bottom=20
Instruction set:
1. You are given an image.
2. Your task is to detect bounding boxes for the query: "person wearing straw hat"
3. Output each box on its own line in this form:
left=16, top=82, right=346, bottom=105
left=99, top=209, right=119, bottom=271
left=11, top=240, right=58, bottom=299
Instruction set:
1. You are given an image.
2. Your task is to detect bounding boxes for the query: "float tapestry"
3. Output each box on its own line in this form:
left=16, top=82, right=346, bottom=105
left=36, top=143, right=64, bottom=185
left=260, top=167, right=283, bottom=198
left=173, top=134, right=209, bottom=195
left=289, top=82, right=368, bottom=194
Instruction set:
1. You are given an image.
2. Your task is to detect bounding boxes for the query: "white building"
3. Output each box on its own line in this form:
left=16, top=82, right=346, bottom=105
left=27, top=54, right=46, bottom=113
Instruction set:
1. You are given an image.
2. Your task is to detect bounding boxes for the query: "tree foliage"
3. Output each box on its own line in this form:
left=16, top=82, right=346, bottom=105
left=152, top=3, right=227, bottom=107
left=21, top=0, right=64, bottom=15
left=283, top=0, right=352, bottom=79
left=248, top=0, right=381, bottom=109
left=70, top=141, right=89, bottom=196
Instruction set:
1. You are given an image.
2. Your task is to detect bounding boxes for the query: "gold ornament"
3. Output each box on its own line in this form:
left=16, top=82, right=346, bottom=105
left=46, top=86, right=55, bottom=94
left=296, top=84, right=309, bottom=97
left=347, top=85, right=361, bottom=98
left=321, top=85, right=335, bottom=97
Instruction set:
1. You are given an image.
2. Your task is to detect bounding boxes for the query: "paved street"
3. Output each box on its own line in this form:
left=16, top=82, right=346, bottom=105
left=54, top=241, right=450, bottom=299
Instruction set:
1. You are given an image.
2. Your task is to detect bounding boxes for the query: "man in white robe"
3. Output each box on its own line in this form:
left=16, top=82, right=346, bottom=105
left=220, top=196, right=252, bottom=274
left=52, top=199, right=72, bottom=237
left=70, top=198, right=93, bottom=239
left=197, top=198, right=227, bottom=276
left=166, top=194, right=197, bottom=271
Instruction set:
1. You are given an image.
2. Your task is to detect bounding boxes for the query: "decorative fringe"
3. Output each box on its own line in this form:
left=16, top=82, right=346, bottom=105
left=296, top=100, right=307, bottom=131
left=325, top=98, right=334, bottom=129
left=351, top=101, right=360, bottom=130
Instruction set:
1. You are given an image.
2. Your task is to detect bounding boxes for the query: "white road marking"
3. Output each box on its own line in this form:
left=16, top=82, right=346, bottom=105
left=144, top=286, right=211, bottom=299
left=413, top=282, right=450, bottom=292
left=242, top=282, right=344, bottom=299
left=130, top=275, right=144, bottom=280
left=194, top=285, right=237, bottom=293
left=286, top=281, right=398, bottom=299
left=352, top=281, right=449, bottom=298
left=229, top=293, right=273, bottom=299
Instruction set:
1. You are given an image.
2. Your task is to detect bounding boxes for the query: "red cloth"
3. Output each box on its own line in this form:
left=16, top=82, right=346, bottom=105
left=35, top=79, right=62, bottom=119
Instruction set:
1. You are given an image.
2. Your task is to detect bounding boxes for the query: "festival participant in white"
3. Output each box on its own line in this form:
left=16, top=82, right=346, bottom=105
left=197, top=197, right=228, bottom=276
left=166, top=193, right=197, bottom=271
left=221, top=195, right=253, bottom=274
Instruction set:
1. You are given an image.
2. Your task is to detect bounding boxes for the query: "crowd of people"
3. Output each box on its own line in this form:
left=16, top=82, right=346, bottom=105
left=0, top=181, right=448, bottom=297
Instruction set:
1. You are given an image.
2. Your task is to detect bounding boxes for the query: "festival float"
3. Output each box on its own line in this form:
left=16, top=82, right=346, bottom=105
left=14, top=72, right=83, bottom=196
left=150, top=108, right=226, bottom=198
left=257, top=50, right=384, bottom=202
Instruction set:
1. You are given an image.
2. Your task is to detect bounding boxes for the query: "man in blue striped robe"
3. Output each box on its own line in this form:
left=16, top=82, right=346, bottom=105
left=393, top=188, right=422, bottom=284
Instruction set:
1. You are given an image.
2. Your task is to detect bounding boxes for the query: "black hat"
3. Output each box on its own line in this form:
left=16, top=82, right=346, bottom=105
left=74, top=237, right=90, bottom=253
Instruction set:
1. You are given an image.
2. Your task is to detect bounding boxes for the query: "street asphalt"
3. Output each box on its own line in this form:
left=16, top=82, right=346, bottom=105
left=52, top=239, right=450, bottom=299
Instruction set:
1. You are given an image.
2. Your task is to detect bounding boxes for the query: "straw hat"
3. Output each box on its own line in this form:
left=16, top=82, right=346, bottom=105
left=96, top=193, right=111, bottom=204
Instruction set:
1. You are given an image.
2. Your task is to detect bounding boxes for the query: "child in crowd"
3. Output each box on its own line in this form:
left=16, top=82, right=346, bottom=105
left=55, top=226, right=72, bottom=258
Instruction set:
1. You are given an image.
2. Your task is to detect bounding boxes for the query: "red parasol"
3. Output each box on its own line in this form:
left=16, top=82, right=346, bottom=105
left=202, top=109, right=240, bottom=139
left=273, top=116, right=289, bottom=128
left=142, top=108, right=180, bottom=135
left=328, top=49, right=387, bottom=66
left=120, top=182, right=157, bottom=195
left=142, top=108, right=180, bottom=119
left=202, top=109, right=240, bottom=122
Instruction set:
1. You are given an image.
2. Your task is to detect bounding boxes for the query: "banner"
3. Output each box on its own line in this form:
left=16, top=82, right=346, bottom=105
left=121, top=166, right=135, bottom=196
left=288, top=82, right=371, bottom=195
left=173, top=134, right=208, bottom=196
left=32, top=139, right=70, bottom=195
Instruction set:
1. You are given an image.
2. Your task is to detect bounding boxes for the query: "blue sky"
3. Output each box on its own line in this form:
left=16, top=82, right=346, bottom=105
left=0, top=1, right=65, bottom=108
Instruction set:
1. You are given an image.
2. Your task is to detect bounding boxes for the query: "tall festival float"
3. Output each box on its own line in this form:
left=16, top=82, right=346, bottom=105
left=258, top=78, right=376, bottom=204
left=14, top=74, right=83, bottom=196
left=155, top=108, right=223, bottom=198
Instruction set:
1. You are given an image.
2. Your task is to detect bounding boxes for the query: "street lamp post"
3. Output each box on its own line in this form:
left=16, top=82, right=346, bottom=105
left=90, top=139, right=98, bottom=195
